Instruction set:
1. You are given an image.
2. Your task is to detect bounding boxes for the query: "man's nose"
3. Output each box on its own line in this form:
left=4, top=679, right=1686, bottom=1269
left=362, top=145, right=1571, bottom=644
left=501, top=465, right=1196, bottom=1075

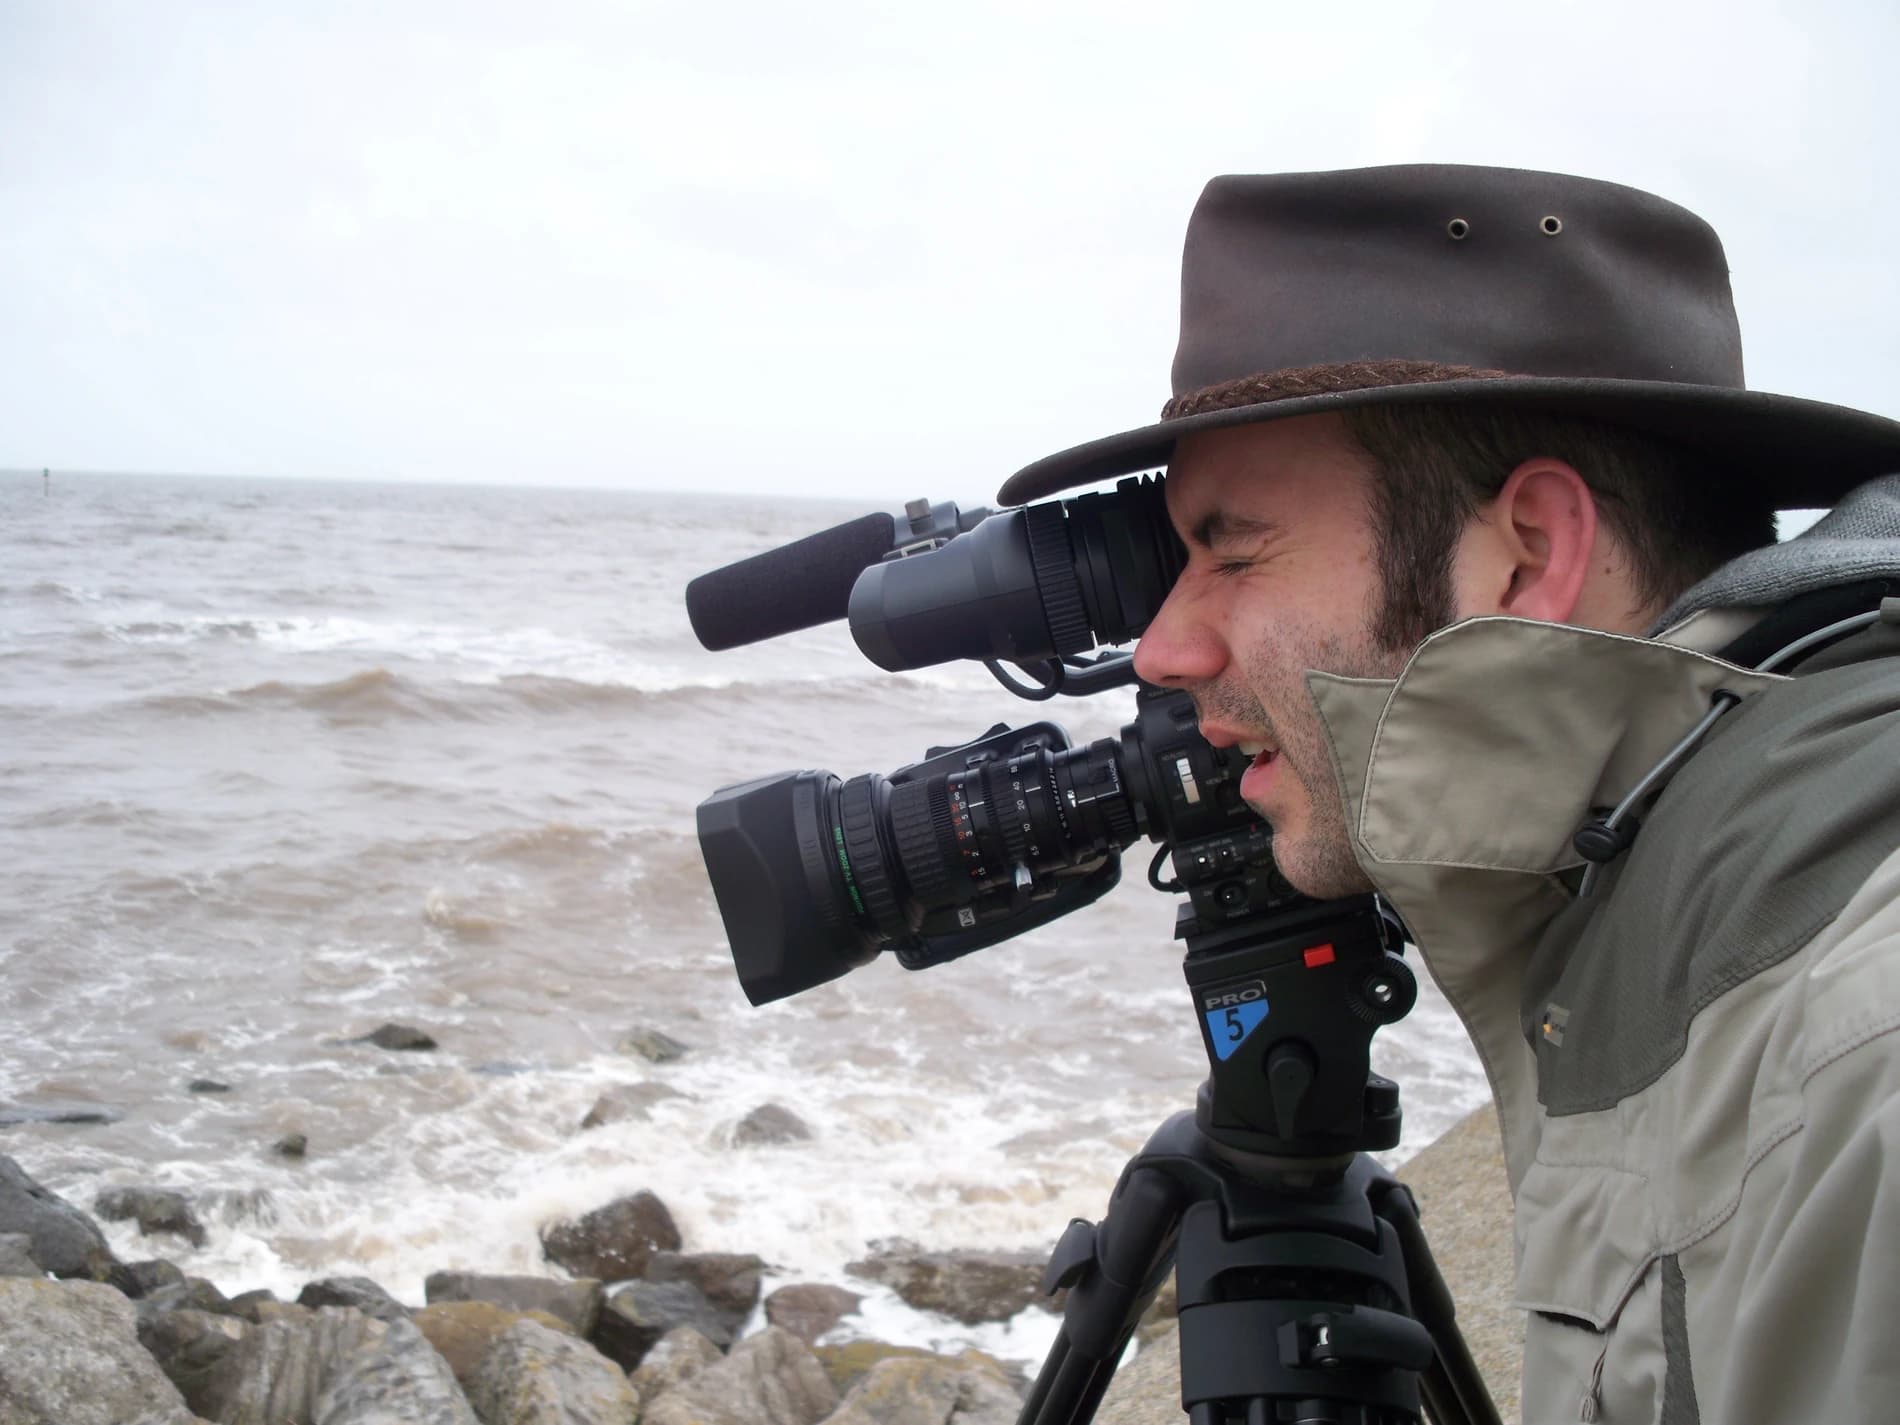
left=1133, top=586, right=1227, bottom=686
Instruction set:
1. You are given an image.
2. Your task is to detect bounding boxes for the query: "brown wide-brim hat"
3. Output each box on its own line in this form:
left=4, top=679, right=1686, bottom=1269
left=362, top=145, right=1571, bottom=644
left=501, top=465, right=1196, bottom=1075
left=998, top=165, right=1900, bottom=509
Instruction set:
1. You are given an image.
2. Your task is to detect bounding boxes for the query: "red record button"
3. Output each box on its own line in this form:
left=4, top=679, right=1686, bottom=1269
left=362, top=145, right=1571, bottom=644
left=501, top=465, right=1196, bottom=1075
left=1302, top=944, right=1337, bottom=969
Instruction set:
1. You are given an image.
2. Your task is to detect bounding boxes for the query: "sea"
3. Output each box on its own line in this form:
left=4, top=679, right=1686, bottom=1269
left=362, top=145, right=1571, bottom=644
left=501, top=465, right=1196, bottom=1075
left=0, top=469, right=1488, bottom=1363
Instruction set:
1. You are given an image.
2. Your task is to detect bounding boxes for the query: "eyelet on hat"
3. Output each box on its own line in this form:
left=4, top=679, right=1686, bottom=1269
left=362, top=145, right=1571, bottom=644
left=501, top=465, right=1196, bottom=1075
left=1541, top=215, right=1564, bottom=235
left=1446, top=217, right=1471, bottom=240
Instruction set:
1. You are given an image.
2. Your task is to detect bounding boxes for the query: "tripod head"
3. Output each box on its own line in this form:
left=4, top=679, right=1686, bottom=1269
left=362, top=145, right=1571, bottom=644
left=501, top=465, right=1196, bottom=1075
left=1022, top=893, right=1496, bottom=1425
left=1180, top=894, right=1414, bottom=1164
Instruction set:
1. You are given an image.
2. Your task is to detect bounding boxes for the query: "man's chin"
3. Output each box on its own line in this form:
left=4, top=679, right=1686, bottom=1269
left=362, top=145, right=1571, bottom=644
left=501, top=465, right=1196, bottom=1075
left=1268, top=836, right=1377, bottom=901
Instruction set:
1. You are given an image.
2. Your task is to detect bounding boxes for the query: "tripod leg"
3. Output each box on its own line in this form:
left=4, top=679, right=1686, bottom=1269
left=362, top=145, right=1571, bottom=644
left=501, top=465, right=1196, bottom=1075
left=1017, top=1118, right=1199, bottom=1425
left=1374, top=1179, right=1503, bottom=1425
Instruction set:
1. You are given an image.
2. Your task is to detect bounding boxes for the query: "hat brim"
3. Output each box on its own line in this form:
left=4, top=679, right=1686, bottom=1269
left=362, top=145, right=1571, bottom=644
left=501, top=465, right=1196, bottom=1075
left=997, top=377, right=1900, bottom=509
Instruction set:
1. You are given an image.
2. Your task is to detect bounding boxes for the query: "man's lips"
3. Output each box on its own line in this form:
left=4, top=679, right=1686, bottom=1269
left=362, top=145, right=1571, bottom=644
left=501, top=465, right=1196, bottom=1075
left=1238, top=743, right=1279, bottom=803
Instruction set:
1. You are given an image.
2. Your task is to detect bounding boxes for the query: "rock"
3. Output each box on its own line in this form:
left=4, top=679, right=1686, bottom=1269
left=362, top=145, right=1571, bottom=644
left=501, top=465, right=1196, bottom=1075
left=424, top=1269, right=605, bottom=1336
left=642, top=1326, right=838, bottom=1425
left=846, top=1240, right=1050, bottom=1325
left=647, top=1249, right=765, bottom=1326
left=578, top=1080, right=683, bottom=1129
left=358, top=1021, right=439, bottom=1051
left=0, top=1154, right=120, bottom=1281
left=0, top=1277, right=201, bottom=1424
left=627, top=1325, right=724, bottom=1410
left=114, top=1258, right=188, bottom=1299
left=592, top=1279, right=732, bottom=1371
left=137, top=1275, right=237, bottom=1322
left=298, top=1274, right=409, bottom=1326
left=0, top=1231, right=44, bottom=1278
left=733, top=1102, right=813, bottom=1146
left=227, top=1288, right=279, bottom=1321
left=0, top=1101, right=123, bottom=1126
left=619, top=1027, right=689, bottom=1062
left=95, top=1185, right=209, bottom=1248
left=467, top=1318, right=640, bottom=1423
left=137, top=1306, right=252, bottom=1416
left=766, top=1282, right=864, bottom=1343
left=540, top=1189, right=680, bottom=1282
left=818, top=1352, right=1022, bottom=1425
left=187, top=1079, right=232, bottom=1094
left=146, top=1305, right=479, bottom=1424
left=412, top=1300, right=577, bottom=1388
left=273, top=1132, right=308, bottom=1158
left=816, top=1342, right=954, bottom=1398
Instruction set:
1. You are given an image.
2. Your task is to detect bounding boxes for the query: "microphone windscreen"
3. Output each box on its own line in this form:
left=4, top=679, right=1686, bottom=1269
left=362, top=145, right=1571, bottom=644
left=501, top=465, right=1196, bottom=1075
left=686, top=511, right=898, bottom=650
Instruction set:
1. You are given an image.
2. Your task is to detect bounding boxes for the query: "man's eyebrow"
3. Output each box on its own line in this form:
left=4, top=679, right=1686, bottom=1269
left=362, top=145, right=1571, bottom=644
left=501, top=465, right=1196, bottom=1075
left=1187, top=510, right=1278, bottom=550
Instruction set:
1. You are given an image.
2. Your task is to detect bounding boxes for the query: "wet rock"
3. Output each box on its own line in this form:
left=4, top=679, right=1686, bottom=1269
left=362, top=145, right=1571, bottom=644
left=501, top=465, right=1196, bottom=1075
left=816, top=1342, right=951, bottom=1397
left=424, top=1269, right=605, bottom=1336
left=648, top=1248, right=765, bottom=1328
left=628, top=1325, right=724, bottom=1411
left=733, top=1102, right=813, bottom=1146
left=819, top=1352, right=1023, bottom=1425
left=0, top=1277, right=201, bottom=1424
left=115, top=1258, right=188, bottom=1299
left=413, top=1299, right=577, bottom=1388
left=642, top=1325, right=838, bottom=1425
left=540, top=1189, right=681, bottom=1282
left=136, top=1274, right=238, bottom=1323
left=227, top=1288, right=279, bottom=1321
left=187, top=1078, right=232, bottom=1094
left=579, top=1080, right=683, bottom=1128
left=620, top=1027, right=690, bottom=1062
left=298, top=1273, right=409, bottom=1325
left=0, top=1101, right=124, bottom=1126
left=0, top=1230, right=44, bottom=1278
left=272, top=1132, right=308, bottom=1158
left=137, top=1305, right=252, bottom=1416
left=468, top=1318, right=640, bottom=1423
left=95, top=1185, right=209, bottom=1248
left=846, top=1240, right=1051, bottom=1325
left=766, top=1282, right=864, bottom=1343
left=0, top=1153, right=120, bottom=1281
left=148, top=1305, right=478, bottom=1424
left=593, top=1279, right=733, bottom=1370
left=357, top=1021, right=439, bottom=1051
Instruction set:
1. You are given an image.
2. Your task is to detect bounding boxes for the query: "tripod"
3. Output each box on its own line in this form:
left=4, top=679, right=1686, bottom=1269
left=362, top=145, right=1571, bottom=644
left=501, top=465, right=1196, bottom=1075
left=1017, top=896, right=1501, bottom=1425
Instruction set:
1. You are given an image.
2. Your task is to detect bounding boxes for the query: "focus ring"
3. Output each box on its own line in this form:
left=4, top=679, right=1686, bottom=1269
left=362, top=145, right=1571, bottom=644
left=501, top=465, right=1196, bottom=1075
left=838, top=777, right=901, bottom=932
left=1023, top=503, right=1092, bottom=655
left=890, top=779, right=957, bottom=909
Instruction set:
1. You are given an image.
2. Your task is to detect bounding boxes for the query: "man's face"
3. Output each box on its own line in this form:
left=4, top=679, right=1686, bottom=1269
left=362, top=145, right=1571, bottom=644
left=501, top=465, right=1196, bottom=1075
left=1131, top=414, right=1414, bottom=898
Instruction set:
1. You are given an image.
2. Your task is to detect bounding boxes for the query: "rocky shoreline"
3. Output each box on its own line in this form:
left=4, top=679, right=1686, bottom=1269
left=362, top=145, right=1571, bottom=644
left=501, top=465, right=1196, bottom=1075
left=0, top=1087, right=1521, bottom=1425
left=0, top=1144, right=1129, bottom=1425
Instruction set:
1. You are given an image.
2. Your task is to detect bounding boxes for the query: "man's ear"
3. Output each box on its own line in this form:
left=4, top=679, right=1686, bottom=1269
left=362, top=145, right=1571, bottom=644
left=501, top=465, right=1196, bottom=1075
left=1471, top=459, right=1599, bottom=625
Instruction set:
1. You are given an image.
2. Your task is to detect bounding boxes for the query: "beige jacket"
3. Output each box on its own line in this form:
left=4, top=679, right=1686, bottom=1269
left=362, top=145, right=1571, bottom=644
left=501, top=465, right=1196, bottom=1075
left=1312, top=610, right=1900, bottom=1423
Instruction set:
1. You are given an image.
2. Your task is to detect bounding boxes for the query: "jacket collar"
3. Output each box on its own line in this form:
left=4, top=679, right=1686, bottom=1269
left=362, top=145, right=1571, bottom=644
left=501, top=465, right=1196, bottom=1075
left=1304, top=615, right=1783, bottom=1186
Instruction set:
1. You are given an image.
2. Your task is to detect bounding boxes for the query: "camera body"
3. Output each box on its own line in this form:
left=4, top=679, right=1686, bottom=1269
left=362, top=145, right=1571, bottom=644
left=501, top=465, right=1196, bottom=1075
left=697, top=685, right=1297, bottom=1006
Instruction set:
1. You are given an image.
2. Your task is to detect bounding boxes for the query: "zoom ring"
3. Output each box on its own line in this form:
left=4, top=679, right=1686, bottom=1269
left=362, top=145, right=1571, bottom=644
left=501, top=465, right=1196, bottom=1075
left=1023, top=502, right=1092, bottom=655
left=838, top=777, right=902, bottom=930
left=890, top=778, right=959, bottom=909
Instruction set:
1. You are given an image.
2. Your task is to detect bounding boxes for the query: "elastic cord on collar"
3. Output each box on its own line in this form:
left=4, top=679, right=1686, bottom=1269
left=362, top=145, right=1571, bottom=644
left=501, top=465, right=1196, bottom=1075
left=1573, top=604, right=1887, bottom=894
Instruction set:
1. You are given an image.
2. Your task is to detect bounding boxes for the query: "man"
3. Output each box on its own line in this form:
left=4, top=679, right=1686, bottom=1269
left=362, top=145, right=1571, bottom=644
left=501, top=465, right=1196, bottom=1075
left=998, top=167, right=1900, bottom=1422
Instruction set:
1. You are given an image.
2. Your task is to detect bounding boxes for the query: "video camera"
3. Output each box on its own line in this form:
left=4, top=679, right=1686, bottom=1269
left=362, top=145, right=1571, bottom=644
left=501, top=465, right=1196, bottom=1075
left=687, top=478, right=1291, bottom=996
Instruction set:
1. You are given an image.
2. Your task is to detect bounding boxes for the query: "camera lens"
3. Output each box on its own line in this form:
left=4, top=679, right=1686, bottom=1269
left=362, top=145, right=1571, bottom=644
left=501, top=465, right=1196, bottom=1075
left=697, top=735, right=1142, bottom=1005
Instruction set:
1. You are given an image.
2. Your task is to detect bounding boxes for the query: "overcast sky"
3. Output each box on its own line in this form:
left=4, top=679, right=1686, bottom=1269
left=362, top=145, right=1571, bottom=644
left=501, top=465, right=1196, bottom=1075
left=3, top=0, right=1896, bottom=502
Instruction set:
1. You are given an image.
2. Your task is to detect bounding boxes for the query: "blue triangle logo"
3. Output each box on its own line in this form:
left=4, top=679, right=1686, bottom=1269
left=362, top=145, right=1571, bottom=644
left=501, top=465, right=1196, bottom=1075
left=1205, top=1000, right=1270, bottom=1061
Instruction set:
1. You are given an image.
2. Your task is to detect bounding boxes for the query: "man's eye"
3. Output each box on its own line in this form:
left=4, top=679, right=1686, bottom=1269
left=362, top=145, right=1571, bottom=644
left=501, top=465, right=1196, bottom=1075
left=1212, top=559, right=1253, bottom=577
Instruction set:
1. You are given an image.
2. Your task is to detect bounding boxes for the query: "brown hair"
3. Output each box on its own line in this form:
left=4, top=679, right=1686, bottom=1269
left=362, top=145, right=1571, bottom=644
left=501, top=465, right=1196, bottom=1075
left=1339, top=401, right=1777, bottom=649
left=1157, top=362, right=1777, bottom=651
